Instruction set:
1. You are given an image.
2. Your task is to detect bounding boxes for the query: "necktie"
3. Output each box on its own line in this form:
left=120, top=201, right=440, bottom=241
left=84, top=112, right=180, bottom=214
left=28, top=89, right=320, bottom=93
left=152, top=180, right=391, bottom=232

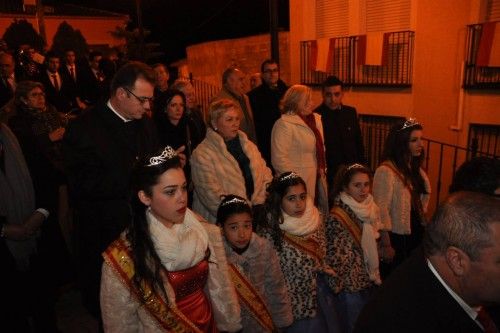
left=52, top=74, right=59, bottom=91
left=70, top=66, right=75, bottom=81
left=477, top=308, right=499, bottom=333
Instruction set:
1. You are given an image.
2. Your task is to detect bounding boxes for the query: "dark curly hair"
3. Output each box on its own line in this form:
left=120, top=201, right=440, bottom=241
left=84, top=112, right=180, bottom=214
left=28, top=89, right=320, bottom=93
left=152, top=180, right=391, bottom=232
left=261, top=172, right=307, bottom=250
left=449, top=156, right=500, bottom=196
left=126, top=147, right=182, bottom=305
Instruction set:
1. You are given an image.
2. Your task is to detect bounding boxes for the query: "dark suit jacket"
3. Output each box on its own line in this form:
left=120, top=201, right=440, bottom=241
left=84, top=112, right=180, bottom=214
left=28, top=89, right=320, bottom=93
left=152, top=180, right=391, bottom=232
left=314, top=103, right=365, bottom=186
left=248, top=79, right=288, bottom=167
left=0, top=78, right=13, bottom=109
left=77, top=65, right=107, bottom=106
left=63, top=103, right=158, bottom=243
left=354, top=248, right=484, bottom=333
left=39, top=71, right=78, bottom=113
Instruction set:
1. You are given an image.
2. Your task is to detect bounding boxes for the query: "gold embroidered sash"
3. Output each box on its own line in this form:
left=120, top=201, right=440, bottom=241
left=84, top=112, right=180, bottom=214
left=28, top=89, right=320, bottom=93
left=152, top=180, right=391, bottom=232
left=102, top=238, right=202, bottom=333
left=331, top=206, right=362, bottom=248
left=283, top=232, right=322, bottom=263
left=228, top=264, right=277, bottom=332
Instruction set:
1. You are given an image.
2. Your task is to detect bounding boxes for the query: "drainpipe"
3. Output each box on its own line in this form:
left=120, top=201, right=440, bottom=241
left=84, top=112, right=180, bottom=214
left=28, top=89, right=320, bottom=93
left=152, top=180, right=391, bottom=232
left=269, top=0, right=279, bottom=63
left=450, top=61, right=465, bottom=131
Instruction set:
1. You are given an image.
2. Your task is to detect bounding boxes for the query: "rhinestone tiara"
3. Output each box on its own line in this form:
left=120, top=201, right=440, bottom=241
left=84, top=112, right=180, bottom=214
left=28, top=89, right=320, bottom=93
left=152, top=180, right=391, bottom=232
left=399, top=118, right=421, bottom=131
left=146, top=146, right=177, bottom=167
left=220, top=197, right=248, bottom=207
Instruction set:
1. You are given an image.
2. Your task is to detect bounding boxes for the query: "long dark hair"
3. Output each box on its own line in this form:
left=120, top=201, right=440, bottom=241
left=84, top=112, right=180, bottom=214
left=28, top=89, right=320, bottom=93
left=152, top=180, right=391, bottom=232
left=216, top=194, right=253, bottom=227
left=331, top=163, right=372, bottom=206
left=126, top=147, right=182, bottom=304
left=262, top=172, right=307, bottom=250
left=382, top=120, right=426, bottom=192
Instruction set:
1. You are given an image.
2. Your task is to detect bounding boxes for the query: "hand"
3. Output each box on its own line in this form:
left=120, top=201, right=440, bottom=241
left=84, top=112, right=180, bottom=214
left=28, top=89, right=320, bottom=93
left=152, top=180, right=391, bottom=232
left=380, top=245, right=396, bottom=263
left=23, top=211, right=45, bottom=235
left=176, top=145, right=187, bottom=168
left=49, top=127, right=65, bottom=142
left=76, top=97, right=88, bottom=110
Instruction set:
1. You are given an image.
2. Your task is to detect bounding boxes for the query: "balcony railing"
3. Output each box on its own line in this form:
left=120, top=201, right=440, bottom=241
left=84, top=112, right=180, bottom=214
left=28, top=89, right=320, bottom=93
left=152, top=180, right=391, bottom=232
left=300, top=31, right=415, bottom=87
left=360, top=119, right=499, bottom=211
left=464, top=22, right=500, bottom=89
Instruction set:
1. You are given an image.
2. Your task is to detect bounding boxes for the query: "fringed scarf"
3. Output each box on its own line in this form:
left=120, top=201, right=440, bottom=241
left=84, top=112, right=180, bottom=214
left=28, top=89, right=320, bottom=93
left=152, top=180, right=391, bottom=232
left=299, top=114, right=326, bottom=174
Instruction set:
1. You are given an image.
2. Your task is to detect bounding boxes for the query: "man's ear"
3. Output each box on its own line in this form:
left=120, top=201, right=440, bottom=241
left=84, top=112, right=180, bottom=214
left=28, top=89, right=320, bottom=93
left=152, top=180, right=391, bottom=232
left=138, top=190, right=151, bottom=206
left=445, top=246, right=470, bottom=276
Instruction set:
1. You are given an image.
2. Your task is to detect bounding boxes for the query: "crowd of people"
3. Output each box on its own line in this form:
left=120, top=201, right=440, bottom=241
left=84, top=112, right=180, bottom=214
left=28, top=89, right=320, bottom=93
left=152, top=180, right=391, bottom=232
left=0, top=45, right=499, bottom=333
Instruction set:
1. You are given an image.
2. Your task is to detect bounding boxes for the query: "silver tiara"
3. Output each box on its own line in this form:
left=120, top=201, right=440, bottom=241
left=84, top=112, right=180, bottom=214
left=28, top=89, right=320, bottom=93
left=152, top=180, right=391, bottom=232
left=221, top=197, right=248, bottom=207
left=279, top=172, right=300, bottom=182
left=399, top=118, right=421, bottom=131
left=146, top=146, right=177, bottom=166
left=346, top=163, right=365, bottom=171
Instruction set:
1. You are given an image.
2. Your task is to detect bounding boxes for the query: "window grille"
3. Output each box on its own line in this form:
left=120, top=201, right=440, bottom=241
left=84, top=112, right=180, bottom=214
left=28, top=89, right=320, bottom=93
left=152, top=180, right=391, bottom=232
left=463, top=22, right=500, bottom=89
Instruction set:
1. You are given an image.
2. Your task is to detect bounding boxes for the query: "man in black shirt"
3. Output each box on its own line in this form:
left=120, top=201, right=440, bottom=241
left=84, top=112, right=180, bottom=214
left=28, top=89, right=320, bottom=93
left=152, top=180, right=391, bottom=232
left=314, top=76, right=365, bottom=188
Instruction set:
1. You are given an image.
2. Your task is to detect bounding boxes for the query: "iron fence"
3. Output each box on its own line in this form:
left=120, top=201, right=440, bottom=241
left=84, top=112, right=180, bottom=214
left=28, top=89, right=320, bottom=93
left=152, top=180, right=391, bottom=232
left=464, top=22, right=500, bottom=89
left=360, top=119, right=499, bottom=210
left=300, top=31, right=415, bottom=87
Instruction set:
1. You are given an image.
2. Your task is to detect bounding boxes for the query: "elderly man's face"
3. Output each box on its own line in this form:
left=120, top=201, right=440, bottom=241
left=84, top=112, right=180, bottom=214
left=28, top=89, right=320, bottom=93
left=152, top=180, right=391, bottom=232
left=227, top=70, right=245, bottom=95
left=0, top=54, right=15, bottom=78
left=462, top=223, right=500, bottom=306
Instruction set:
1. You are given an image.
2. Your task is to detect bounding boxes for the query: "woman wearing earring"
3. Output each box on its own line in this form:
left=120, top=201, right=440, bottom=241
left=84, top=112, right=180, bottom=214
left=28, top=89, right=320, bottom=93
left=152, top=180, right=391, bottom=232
left=190, top=98, right=272, bottom=223
left=100, top=146, right=241, bottom=332
left=372, top=118, right=431, bottom=270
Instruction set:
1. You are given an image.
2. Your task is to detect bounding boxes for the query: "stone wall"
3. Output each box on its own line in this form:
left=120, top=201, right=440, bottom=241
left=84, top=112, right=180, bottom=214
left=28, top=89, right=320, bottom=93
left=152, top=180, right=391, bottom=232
left=186, top=31, right=290, bottom=92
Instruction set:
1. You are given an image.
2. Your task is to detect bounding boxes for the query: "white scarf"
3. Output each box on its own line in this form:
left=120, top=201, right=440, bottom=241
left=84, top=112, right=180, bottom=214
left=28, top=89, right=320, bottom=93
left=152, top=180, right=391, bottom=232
left=279, top=196, right=321, bottom=236
left=340, top=192, right=382, bottom=285
left=147, top=208, right=209, bottom=271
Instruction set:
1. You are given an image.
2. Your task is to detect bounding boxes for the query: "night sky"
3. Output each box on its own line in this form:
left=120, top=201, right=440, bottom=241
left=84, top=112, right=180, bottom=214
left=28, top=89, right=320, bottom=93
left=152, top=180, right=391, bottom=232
left=49, top=0, right=289, bottom=63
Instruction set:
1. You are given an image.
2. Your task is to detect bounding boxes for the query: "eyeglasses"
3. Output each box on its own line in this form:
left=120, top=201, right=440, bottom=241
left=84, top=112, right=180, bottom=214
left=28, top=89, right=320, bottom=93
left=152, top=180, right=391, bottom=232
left=123, top=87, right=154, bottom=105
left=263, top=68, right=279, bottom=74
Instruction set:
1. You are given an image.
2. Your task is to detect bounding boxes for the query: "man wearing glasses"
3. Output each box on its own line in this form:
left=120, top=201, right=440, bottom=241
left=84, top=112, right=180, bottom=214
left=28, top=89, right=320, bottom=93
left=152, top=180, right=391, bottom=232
left=314, top=75, right=366, bottom=189
left=63, top=62, right=159, bottom=324
left=248, top=59, right=288, bottom=168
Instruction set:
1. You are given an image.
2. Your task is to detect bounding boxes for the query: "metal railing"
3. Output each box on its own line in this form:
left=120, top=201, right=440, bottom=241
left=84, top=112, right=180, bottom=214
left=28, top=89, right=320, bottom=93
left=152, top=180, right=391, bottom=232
left=464, top=22, right=500, bottom=89
left=360, top=121, right=499, bottom=211
left=300, top=31, right=415, bottom=87
left=191, top=78, right=220, bottom=120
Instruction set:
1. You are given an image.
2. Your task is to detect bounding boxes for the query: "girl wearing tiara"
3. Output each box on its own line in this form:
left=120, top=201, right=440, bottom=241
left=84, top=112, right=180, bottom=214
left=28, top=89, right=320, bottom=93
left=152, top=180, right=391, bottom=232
left=326, top=163, right=385, bottom=333
left=217, top=194, right=293, bottom=332
left=100, top=146, right=241, bottom=332
left=259, top=172, right=339, bottom=333
left=373, top=118, right=431, bottom=270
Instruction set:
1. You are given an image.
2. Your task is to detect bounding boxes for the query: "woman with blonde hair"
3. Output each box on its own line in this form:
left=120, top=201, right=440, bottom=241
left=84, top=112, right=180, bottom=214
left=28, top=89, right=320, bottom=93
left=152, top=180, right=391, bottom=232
left=271, top=84, right=328, bottom=214
left=190, top=98, right=272, bottom=222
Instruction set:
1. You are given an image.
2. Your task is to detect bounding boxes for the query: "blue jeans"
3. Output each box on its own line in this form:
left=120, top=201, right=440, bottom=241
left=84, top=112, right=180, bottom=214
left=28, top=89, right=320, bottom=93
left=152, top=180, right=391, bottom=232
left=287, top=274, right=341, bottom=333
left=333, top=288, right=374, bottom=333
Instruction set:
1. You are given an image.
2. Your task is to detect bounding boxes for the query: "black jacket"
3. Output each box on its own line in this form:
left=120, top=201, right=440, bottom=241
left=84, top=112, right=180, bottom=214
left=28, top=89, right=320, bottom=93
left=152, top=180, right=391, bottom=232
left=314, top=103, right=365, bottom=185
left=248, top=79, right=288, bottom=168
left=354, top=248, right=484, bottom=333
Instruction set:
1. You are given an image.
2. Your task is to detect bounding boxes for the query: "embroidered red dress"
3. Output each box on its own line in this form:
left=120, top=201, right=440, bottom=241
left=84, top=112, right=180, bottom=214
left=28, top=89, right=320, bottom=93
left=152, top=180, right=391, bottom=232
left=166, top=259, right=217, bottom=332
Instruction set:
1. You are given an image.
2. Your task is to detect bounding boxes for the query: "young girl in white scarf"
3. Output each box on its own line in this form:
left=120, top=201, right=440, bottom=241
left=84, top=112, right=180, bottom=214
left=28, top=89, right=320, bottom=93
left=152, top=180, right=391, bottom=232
left=325, top=163, right=388, bottom=333
left=259, top=172, right=339, bottom=333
